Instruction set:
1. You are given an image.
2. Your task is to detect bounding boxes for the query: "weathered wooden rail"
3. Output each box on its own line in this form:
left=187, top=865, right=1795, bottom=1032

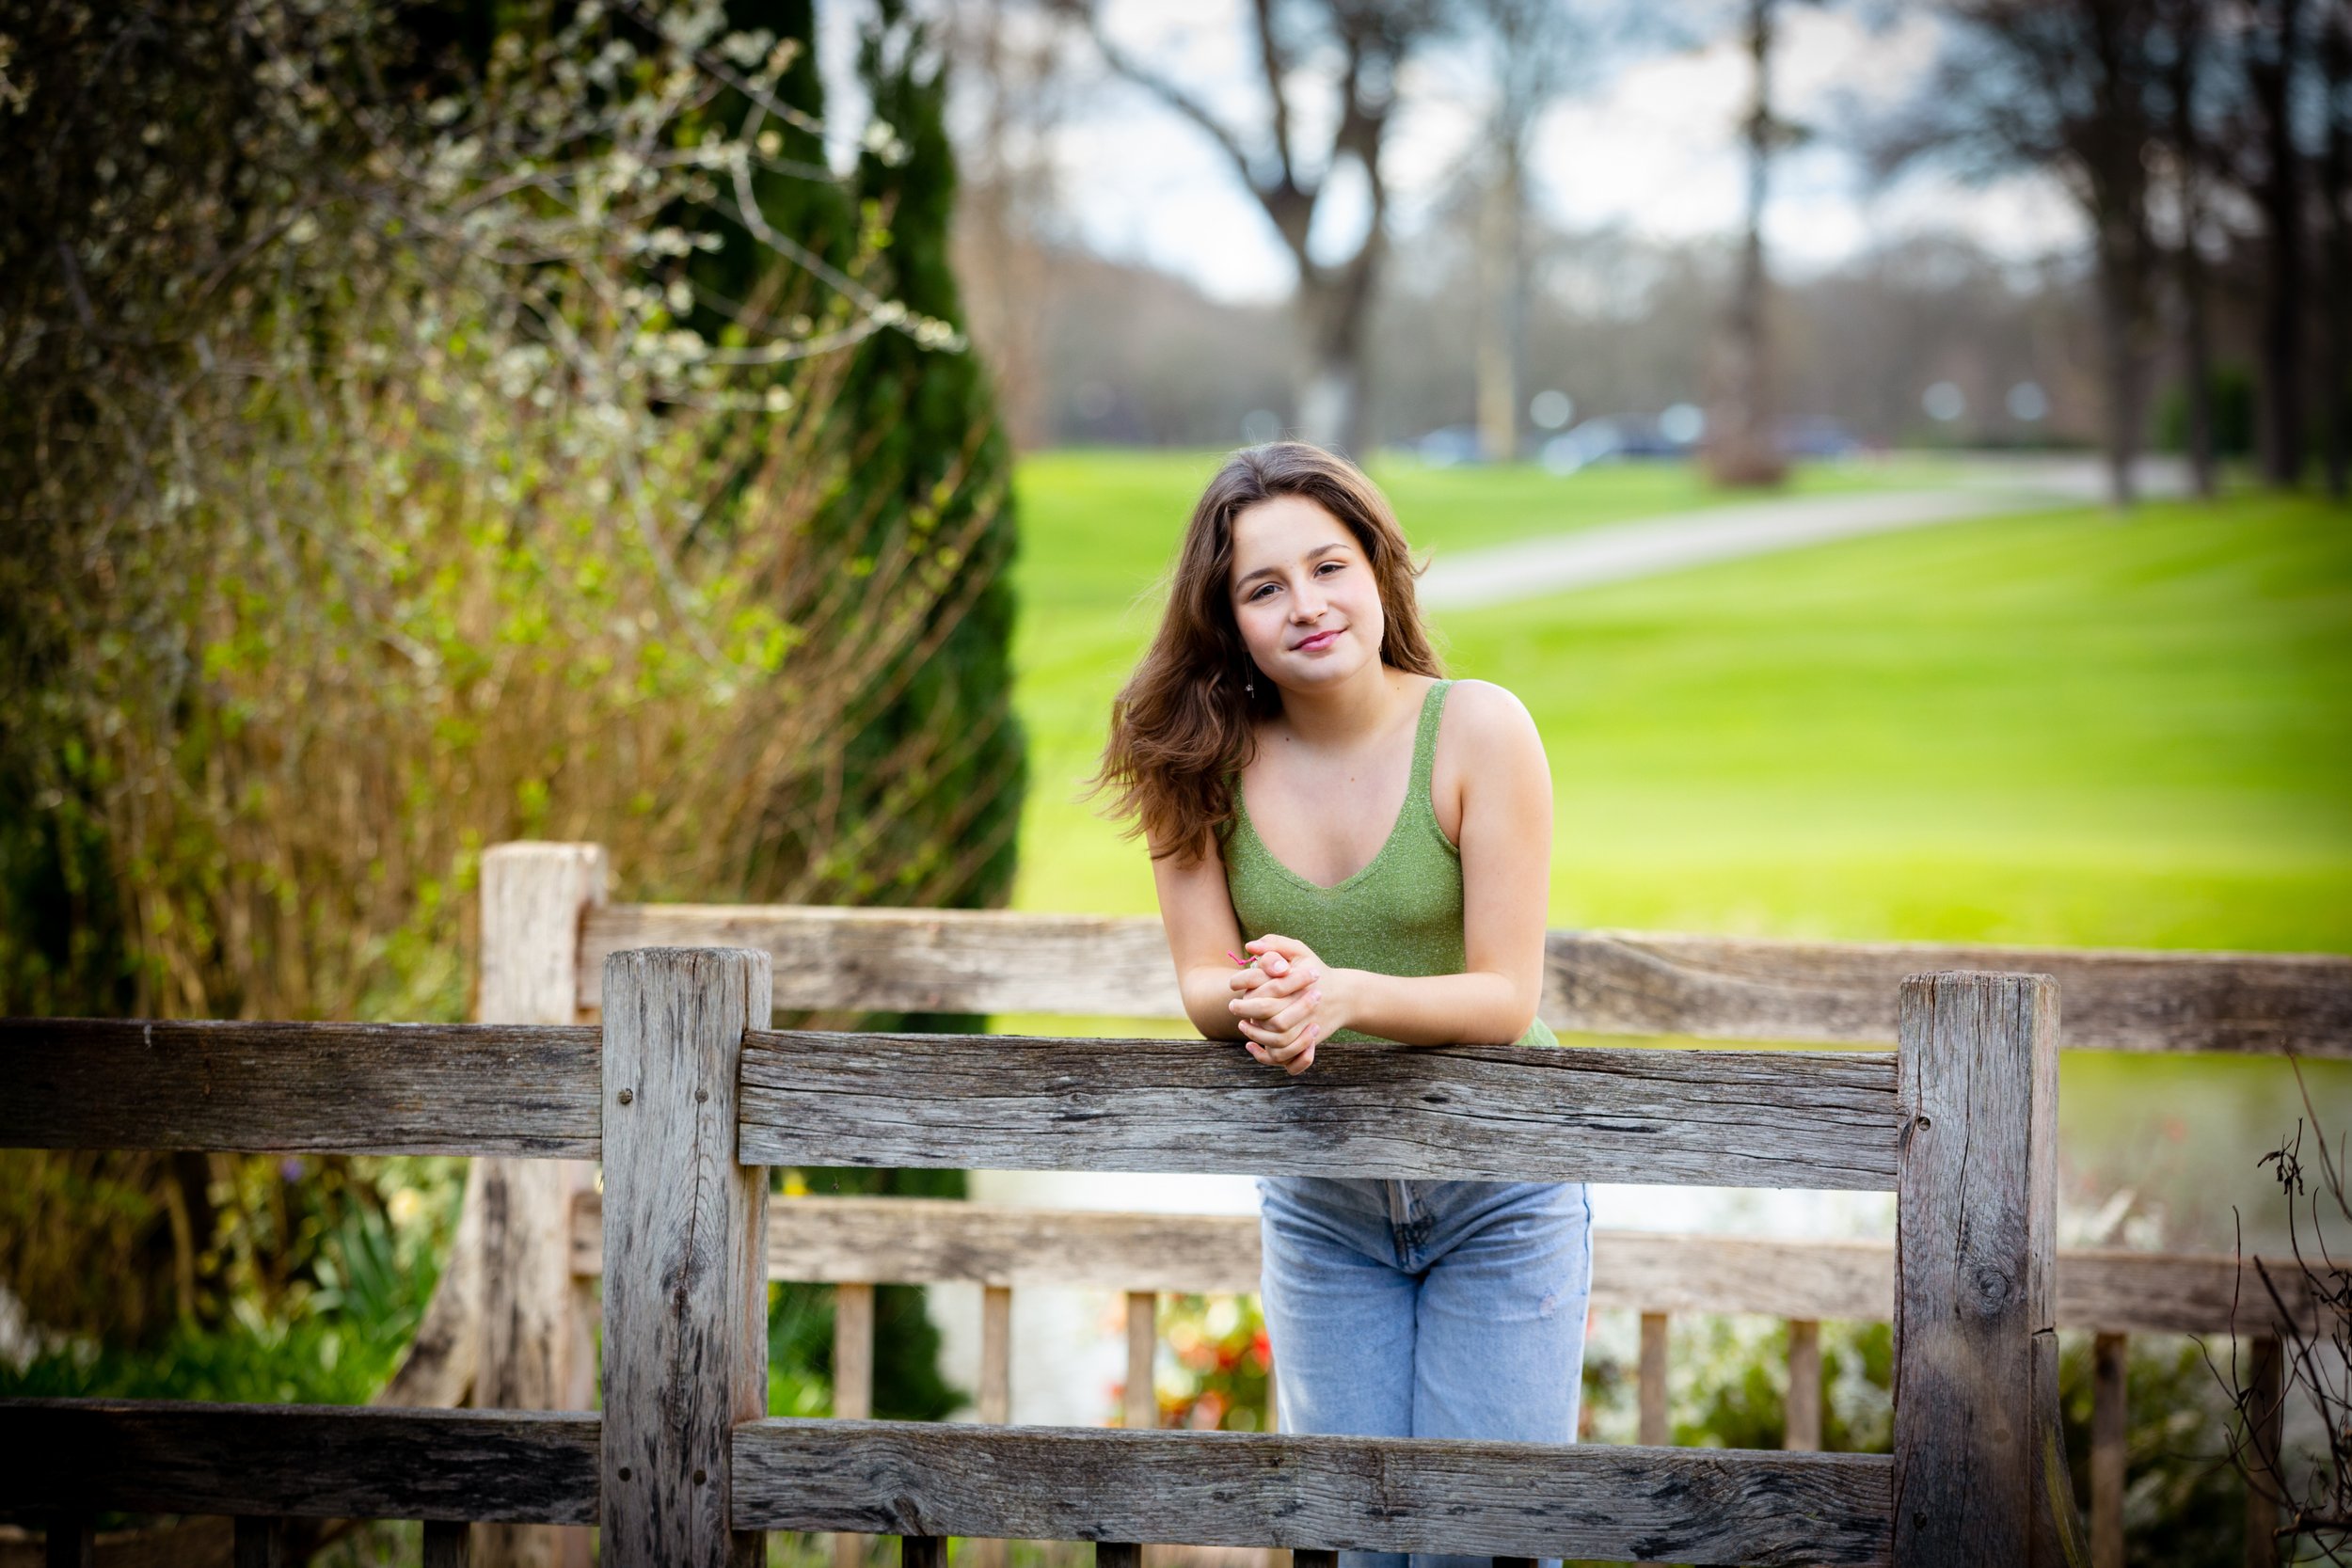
left=7, top=948, right=2081, bottom=1565
left=497, top=844, right=2342, bottom=1568
left=8, top=839, right=2344, bottom=1568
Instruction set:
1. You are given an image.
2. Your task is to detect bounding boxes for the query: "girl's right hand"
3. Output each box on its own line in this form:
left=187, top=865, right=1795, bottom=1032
left=1227, top=943, right=1323, bottom=1073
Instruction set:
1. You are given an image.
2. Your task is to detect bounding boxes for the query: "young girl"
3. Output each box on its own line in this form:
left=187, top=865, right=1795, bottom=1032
left=1091, top=441, right=1592, bottom=1568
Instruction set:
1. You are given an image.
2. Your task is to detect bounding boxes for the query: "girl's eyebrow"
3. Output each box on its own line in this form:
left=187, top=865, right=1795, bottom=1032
left=1233, top=540, right=1347, bottom=592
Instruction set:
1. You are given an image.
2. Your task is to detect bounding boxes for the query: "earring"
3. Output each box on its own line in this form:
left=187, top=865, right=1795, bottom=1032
left=1245, top=670, right=1256, bottom=696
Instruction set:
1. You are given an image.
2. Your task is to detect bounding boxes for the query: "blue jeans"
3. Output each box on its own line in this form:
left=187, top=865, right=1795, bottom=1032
left=1257, top=1176, right=1594, bottom=1568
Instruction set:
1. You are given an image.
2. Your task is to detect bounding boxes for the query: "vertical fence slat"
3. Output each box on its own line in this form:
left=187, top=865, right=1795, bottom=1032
left=1098, top=1544, right=1143, bottom=1568
left=1637, top=1311, right=1670, bottom=1447
left=424, top=1521, right=472, bottom=1568
left=1124, top=1291, right=1156, bottom=1431
left=42, top=1515, right=93, bottom=1568
left=1294, top=1551, right=1337, bottom=1568
left=1786, top=1318, right=1822, bottom=1450
left=232, top=1517, right=286, bottom=1568
left=600, top=946, right=772, bottom=1568
left=2090, top=1331, right=2127, bottom=1568
left=2244, top=1334, right=2283, bottom=1568
left=1893, top=972, right=2086, bottom=1568
left=833, top=1281, right=878, bottom=1568
left=1634, top=1309, right=1673, bottom=1568
left=980, top=1284, right=1013, bottom=1424
left=475, top=841, right=606, bottom=1568
left=901, top=1538, right=946, bottom=1568
left=971, top=1284, right=1015, bottom=1568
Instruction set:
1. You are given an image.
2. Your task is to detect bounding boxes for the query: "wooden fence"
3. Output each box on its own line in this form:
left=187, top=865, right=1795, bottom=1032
left=516, top=844, right=2340, bottom=1568
left=8, top=948, right=2083, bottom=1565
left=5, top=838, right=2346, bottom=1567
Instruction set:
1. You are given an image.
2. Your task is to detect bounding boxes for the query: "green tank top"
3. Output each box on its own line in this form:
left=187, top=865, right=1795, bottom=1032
left=1223, top=678, right=1559, bottom=1050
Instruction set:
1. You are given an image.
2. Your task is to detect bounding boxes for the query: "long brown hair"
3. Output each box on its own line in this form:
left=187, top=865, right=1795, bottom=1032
left=1089, top=441, right=1445, bottom=863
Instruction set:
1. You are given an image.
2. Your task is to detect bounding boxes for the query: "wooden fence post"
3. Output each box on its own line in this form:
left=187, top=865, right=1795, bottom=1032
left=1893, top=972, right=2087, bottom=1568
left=1786, top=1319, right=1822, bottom=1450
left=2090, top=1332, right=2126, bottom=1568
left=600, top=947, right=772, bottom=1568
left=1637, top=1311, right=1670, bottom=1447
left=1124, top=1291, right=1157, bottom=1431
left=2245, top=1334, right=2283, bottom=1568
left=473, top=842, right=606, bottom=1568
left=832, top=1282, right=877, bottom=1568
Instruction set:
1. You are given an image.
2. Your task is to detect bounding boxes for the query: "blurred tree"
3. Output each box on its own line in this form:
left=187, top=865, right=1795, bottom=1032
left=0, top=0, right=994, bottom=1426
left=1874, top=0, right=2168, bottom=506
left=2232, top=0, right=2312, bottom=489
left=2319, top=0, right=2350, bottom=500
left=1057, top=0, right=1459, bottom=458
left=937, top=0, right=1078, bottom=451
left=2153, top=0, right=2220, bottom=498
left=1465, top=0, right=1590, bottom=464
left=1705, top=0, right=1813, bottom=489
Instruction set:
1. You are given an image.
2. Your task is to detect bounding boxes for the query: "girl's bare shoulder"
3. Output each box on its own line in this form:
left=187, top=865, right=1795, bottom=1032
left=1440, top=677, right=1542, bottom=752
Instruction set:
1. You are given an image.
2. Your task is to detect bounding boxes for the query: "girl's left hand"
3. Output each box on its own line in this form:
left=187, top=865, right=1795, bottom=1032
left=1230, top=934, right=1344, bottom=1075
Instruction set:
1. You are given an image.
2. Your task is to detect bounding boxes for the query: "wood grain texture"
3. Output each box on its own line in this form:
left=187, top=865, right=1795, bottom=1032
left=2090, top=1333, right=2125, bottom=1568
left=573, top=1196, right=2334, bottom=1336
left=739, top=1033, right=1901, bottom=1190
left=0, top=1019, right=600, bottom=1156
left=472, top=842, right=605, bottom=1568
left=834, top=1284, right=876, bottom=1419
left=577, top=903, right=2352, bottom=1054
left=830, top=1285, right=876, bottom=1568
left=2245, top=1336, right=2283, bottom=1568
left=1786, top=1320, right=1822, bottom=1451
left=730, top=1419, right=1894, bottom=1566
left=1124, top=1293, right=1157, bottom=1432
left=598, top=948, right=771, bottom=1568
left=978, top=1287, right=1013, bottom=1427
left=1547, top=931, right=2352, bottom=1056
left=1600, top=1231, right=1892, bottom=1323
left=971, top=1286, right=1015, bottom=1568
left=1637, top=1314, right=1669, bottom=1448
left=1891, top=973, right=2086, bottom=1568
left=0, top=1402, right=597, bottom=1523
left=582, top=906, right=1183, bottom=1021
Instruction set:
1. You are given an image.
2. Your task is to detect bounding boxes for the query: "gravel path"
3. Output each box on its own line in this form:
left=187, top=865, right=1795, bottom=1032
left=1419, top=458, right=2182, bottom=611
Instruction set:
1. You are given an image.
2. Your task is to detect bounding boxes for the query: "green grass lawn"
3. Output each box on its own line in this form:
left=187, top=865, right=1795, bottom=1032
left=1009, top=451, right=2352, bottom=956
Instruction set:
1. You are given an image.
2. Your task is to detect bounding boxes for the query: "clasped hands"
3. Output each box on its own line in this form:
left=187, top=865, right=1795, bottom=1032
left=1227, top=933, right=1347, bottom=1076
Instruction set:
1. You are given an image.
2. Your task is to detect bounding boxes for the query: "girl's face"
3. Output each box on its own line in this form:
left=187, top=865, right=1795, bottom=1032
left=1227, top=494, right=1385, bottom=694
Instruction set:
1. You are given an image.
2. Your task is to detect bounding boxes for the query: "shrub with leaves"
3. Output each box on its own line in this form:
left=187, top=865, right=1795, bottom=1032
left=0, top=0, right=1009, bottom=1351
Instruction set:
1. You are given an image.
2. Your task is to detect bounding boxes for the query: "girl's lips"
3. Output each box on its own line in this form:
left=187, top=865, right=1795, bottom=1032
left=1294, top=628, right=1341, bottom=652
